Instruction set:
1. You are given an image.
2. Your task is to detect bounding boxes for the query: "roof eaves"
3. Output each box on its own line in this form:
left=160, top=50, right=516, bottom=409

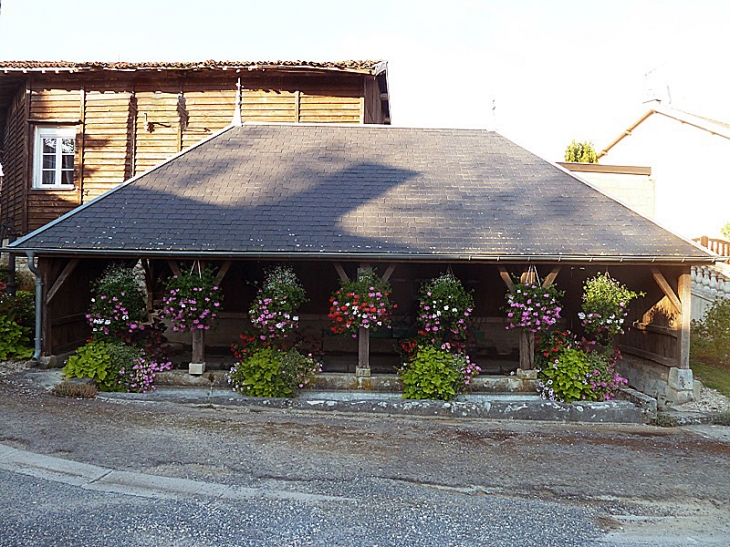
left=2, top=247, right=719, bottom=265
left=9, top=123, right=236, bottom=250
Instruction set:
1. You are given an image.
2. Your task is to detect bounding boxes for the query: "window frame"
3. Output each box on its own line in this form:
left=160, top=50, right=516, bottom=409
left=32, top=126, right=77, bottom=190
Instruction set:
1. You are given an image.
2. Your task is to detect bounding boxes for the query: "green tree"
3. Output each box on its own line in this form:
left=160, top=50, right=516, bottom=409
left=564, top=140, right=598, bottom=163
left=721, top=223, right=730, bottom=241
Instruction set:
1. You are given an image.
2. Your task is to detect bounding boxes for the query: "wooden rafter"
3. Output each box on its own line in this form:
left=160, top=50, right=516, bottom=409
left=214, top=261, right=232, bottom=285
left=167, top=260, right=181, bottom=277
left=651, top=267, right=682, bottom=314
left=333, top=263, right=349, bottom=282
left=382, top=264, right=397, bottom=282
left=45, top=259, right=79, bottom=304
left=542, top=267, right=561, bottom=288
left=498, top=267, right=515, bottom=292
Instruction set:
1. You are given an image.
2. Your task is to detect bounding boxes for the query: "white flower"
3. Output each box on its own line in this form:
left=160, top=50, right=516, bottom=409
left=293, top=316, right=299, bottom=321
left=444, top=305, right=449, bottom=311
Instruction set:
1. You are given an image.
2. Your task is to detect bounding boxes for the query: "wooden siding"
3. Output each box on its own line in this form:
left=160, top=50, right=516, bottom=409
left=82, top=92, right=135, bottom=200
left=181, top=83, right=236, bottom=149
left=0, top=87, right=27, bottom=234
left=29, top=88, right=82, bottom=122
left=134, top=89, right=181, bottom=176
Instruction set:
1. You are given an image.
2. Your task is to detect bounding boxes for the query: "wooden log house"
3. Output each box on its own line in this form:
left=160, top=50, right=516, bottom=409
left=0, top=60, right=389, bottom=236
left=6, top=123, right=720, bottom=405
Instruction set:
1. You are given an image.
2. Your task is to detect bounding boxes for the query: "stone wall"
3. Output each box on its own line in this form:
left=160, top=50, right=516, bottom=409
left=616, top=354, right=693, bottom=408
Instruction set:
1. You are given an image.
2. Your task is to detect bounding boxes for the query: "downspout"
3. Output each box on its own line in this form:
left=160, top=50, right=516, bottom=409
left=25, top=251, right=43, bottom=361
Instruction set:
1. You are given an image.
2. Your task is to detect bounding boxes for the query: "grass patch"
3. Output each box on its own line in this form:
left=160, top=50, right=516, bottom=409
left=690, top=360, right=730, bottom=398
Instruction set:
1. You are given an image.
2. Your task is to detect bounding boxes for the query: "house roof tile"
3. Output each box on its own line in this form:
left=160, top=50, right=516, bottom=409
left=10, top=124, right=714, bottom=263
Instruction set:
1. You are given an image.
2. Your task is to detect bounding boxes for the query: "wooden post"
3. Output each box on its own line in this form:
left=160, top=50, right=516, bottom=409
left=519, top=331, right=535, bottom=370
left=190, top=329, right=205, bottom=375
left=519, top=267, right=537, bottom=370
left=678, top=269, right=692, bottom=369
left=357, top=327, right=370, bottom=377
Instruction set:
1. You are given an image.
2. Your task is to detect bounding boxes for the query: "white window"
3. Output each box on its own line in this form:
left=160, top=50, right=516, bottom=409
left=33, top=127, right=76, bottom=189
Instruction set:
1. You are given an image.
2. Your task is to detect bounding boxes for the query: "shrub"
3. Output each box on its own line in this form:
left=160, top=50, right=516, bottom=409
left=537, top=348, right=592, bottom=403
left=0, top=291, right=35, bottom=330
left=0, top=314, right=33, bottom=360
left=249, top=266, right=306, bottom=345
left=328, top=270, right=395, bottom=337
left=416, top=272, right=474, bottom=347
left=63, top=340, right=170, bottom=393
left=537, top=347, right=628, bottom=402
left=535, top=329, right=574, bottom=369
left=87, top=265, right=147, bottom=339
left=63, top=340, right=123, bottom=392
left=228, top=347, right=321, bottom=398
left=400, top=345, right=481, bottom=401
left=693, top=297, right=730, bottom=366
left=161, top=267, right=222, bottom=332
left=579, top=273, right=643, bottom=345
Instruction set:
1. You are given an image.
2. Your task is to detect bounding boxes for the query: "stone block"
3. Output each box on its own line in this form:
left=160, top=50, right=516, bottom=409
left=189, top=362, right=206, bottom=375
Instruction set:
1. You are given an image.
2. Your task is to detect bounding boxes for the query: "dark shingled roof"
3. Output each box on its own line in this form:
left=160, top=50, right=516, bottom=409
left=10, top=124, right=714, bottom=263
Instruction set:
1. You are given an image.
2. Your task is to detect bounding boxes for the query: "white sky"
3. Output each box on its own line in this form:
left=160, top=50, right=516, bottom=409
left=1, top=0, right=729, bottom=161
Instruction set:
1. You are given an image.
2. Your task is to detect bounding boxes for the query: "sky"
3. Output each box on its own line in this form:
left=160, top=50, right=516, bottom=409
left=1, top=0, right=729, bottom=161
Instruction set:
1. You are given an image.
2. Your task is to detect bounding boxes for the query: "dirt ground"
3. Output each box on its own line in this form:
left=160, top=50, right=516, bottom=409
left=2, top=363, right=730, bottom=545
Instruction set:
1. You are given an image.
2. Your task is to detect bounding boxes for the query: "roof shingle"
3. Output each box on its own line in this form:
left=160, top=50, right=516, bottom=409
left=10, top=124, right=714, bottom=263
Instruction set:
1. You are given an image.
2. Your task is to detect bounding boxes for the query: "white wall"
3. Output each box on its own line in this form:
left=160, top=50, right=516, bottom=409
left=600, top=114, right=730, bottom=240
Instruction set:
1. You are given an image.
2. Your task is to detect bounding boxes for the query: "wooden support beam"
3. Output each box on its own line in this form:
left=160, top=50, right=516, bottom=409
left=167, top=260, right=181, bottom=277
left=498, top=267, right=515, bottom=292
left=357, top=327, right=370, bottom=376
left=651, top=267, right=681, bottom=314
left=678, top=270, right=692, bottom=369
left=519, top=331, right=535, bottom=370
left=382, top=264, right=397, bottom=282
left=333, top=263, right=349, bottom=282
left=214, top=261, right=232, bottom=285
left=542, top=267, right=561, bottom=288
left=45, top=259, right=79, bottom=304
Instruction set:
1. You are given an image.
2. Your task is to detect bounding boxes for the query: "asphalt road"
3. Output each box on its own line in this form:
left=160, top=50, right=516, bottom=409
left=1, top=367, right=730, bottom=546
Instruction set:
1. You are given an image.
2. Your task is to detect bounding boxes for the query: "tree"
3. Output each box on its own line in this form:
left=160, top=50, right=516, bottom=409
left=564, top=140, right=598, bottom=163
left=721, top=223, right=730, bottom=241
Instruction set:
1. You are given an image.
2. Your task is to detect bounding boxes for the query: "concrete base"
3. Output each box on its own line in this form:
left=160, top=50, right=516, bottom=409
left=188, top=362, right=206, bottom=376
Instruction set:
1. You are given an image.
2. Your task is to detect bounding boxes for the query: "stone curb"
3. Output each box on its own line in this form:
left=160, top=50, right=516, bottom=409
left=97, top=388, right=649, bottom=424
left=0, top=443, right=351, bottom=503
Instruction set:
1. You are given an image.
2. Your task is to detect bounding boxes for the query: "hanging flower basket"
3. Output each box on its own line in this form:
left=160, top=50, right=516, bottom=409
left=328, top=270, right=395, bottom=337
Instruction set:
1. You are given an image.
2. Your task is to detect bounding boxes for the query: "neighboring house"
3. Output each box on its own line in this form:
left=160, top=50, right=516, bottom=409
left=6, top=123, right=721, bottom=405
left=596, top=100, right=730, bottom=241
left=556, top=162, right=655, bottom=220
left=0, top=60, right=390, bottom=236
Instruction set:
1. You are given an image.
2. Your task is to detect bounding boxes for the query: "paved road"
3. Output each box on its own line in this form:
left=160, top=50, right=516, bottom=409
left=1, top=367, right=730, bottom=546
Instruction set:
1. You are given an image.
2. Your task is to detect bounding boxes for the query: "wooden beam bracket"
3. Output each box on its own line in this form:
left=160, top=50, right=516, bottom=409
left=45, top=259, right=79, bottom=304
left=651, top=267, right=682, bottom=314
left=498, top=267, right=515, bottom=292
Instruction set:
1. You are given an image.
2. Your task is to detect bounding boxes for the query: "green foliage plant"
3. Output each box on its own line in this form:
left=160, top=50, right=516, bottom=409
left=564, top=140, right=598, bottom=163
left=0, top=290, right=35, bottom=330
left=0, top=314, right=33, bottom=360
left=579, top=273, right=643, bottom=346
left=63, top=340, right=123, bottom=392
left=537, top=348, right=593, bottom=403
left=228, top=347, right=321, bottom=398
left=87, top=265, right=147, bottom=339
left=721, top=223, right=730, bottom=241
left=693, top=297, right=730, bottom=366
left=400, top=345, right=480, bottom=401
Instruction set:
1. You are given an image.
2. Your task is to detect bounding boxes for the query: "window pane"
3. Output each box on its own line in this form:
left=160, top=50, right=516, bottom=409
left=43, top=154, right=56, bottom=169
left=42, top=171, right=56, bottom=186
left=61, top=170, right=74, bottom=186
left=42, top=138, right=57, bottom=154
left=61, top=138, right=75, bottom=154
left=61, top=154, right=74, bottom=169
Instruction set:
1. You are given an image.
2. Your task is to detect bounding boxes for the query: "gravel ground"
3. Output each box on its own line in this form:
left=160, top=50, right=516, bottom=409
left=2, top=361, right=730, bottom=545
